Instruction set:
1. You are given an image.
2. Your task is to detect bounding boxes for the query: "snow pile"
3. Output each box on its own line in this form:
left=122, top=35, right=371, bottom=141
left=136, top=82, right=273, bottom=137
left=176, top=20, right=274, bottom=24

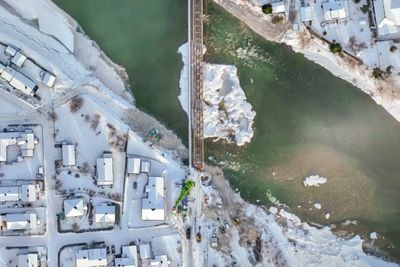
left=178, top=43, right=256, bottom=146
left=303, top=175, right=328, bottom=187
left=246, top=205, right=397, bottom=267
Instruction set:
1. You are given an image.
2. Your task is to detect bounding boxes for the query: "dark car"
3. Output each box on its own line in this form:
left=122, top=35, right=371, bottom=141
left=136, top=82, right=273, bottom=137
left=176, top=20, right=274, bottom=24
left=186, top=227, right=191, bottom=239
left=111, top=245, right=115, bottom=254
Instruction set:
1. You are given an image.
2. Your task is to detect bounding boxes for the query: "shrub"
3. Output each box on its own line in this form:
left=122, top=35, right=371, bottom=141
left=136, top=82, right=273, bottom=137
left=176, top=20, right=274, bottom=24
left=372, top=68, right=385, bottom=79
left=69, top=96, right=84, bottom=113
left=271, top=15, right=284, bottom=24
left=262, top=4, right=273, bottom=14
left=329, top=42, right=342, bottom=53
left=360, top=5, right=369, bottom=14
left=390, top=45, right=398, bottom=52
left=353, top=0, right=361, bottom=3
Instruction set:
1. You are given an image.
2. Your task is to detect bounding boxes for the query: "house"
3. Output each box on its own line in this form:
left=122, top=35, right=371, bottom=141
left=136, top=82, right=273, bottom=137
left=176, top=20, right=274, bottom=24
left=0, top=130, right=38, bottom=163
left=64, top=198, right=86, bottom=218
left=141, top=177, right=165, bottom=221
left=0, top=187, right=19, bottom=202
left=11, top=51, right=27, bottom=67
left=374, top=0, right=400, bottom=36
left=0, top=64, right=38, bottom=95
left=18, top=253, right=38, bottom=267
left=5, top=45, right=17, bottom=57
left=75, top=248, right=107, bottom=267
left=40, top=71, right=56, bottom=87
left=271, top=1, right=285, bottom=14
left=95, top=203, right=116, bottom=224
left=114, top=245, right=138, bottom=267
left=141, top=161, right=151, bottom=173
left=150, top=255, right=169, bottom=267
left=139, top=244, right=151, bottom=260
left=62, top=143, right=76, bottom=166
left=300, top=5, right=314, bottom=22
left=126, top=157, right=141, bottom=174
left=4, top=212, right=38, bottom=230
left=322, top=0, right=347, bottom=22
left=97, top=153, right=114, bottom=186
left=0, top=184, right=38, bottom=202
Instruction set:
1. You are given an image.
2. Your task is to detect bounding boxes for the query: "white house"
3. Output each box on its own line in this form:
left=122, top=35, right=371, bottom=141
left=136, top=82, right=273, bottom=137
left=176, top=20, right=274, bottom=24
left=20, top=184, right=38, bottom=202
left=41, top=71, right=56, bottom=87
left=5, top=212, right=38, bottom=230
left=95, top=203, right=115, bottom=224
left=5, top=45, right=17, bottom=57
left=114, top=245, right=138, bottom=267
left=126, top=157, right=141, bottom=174
left=64, top=198, right=86, bottom=218
left=0, top=130, right=38, bottom=163
left=142, top=177, right=165, bottom=221
left=139, top=244, right=151, bottom=260
left=0, top=187, right=19, bottom=202
left=11, top=51, right=27, bottom=67
left=97, top=153, right=114, bottom=186
left=271, top=1, right=285, bottom=14
left=62, top=143, right=76, bottom=166
left=322, top=0, right=347, bottom=22
left=141, top=161, right=151, bottom=173
left=18, top=253, right=38, bottom=267
left=375, top=0, right=400, bottom=35
left=75, top=248, right=107, bottom=267
left=150, top=255, right=169, bottom=267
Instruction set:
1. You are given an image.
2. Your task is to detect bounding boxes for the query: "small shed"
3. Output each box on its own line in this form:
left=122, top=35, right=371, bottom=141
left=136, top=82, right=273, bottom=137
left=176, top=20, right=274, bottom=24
left=11, top=51, right=27, bottom=67
left=127, top=157, right=141, bottom=174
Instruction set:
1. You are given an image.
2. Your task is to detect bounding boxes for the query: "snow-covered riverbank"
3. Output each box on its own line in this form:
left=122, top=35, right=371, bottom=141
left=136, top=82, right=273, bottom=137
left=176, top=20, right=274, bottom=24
left=213, top=0, right=400, bottom=122
left=178, top=43, right=256, bottom=146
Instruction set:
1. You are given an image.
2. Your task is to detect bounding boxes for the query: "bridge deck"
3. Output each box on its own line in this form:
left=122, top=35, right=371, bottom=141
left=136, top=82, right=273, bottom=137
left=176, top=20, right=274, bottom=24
left=191, top=0, right=204, bottom=171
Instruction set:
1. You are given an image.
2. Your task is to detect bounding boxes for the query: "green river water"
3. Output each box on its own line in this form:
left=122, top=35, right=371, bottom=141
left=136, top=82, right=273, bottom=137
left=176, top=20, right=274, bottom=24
left=54, top=0, right=400, bottom=261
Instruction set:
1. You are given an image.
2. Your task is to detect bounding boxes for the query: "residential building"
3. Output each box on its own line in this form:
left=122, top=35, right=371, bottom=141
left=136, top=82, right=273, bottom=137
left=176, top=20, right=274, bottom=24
left=97, top=153, right=114, bottom=186
left=139, top=244, right=151, bottom=260
left=62, top=143, right=76, bottom=166
left=322, top=0, right=347, bottom=22
left=141, top=177, right=165, bottom=221
left=0, top=184, right=38, bottom=202
left=64, top=198, right=86, bottom=218
left=0, top=130, right=38, bottom=163
left=40, top=71, right=56, bottom=87
left=3, top=212, right=38, bottom=230
left=75, top=248, right=107, bottom=267
left=271, top=0, right=285, bottom=14
left=0, top=186, right=19, bottom=202
left=126, top=157, right=141, bottom=175
left=11, top=51, right=27, bottom=67
left=95, top=203, right=115, bottom=224
left=0, top=63, right=38, bottom=95
left=150, top=255, right=169, bottom=267
left=375, top=0, right=400, bottom=36
left=18, top=253, right=38, bottom=267
left=114, top=245, right=138, bottom=267
left=141, top=161, right=151, bottom=173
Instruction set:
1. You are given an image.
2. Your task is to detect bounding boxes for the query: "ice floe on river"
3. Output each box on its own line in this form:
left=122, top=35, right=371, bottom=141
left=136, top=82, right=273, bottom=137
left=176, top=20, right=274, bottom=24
left=178, top=43, right=256, bottom=146
left=303, top=175, right=328, bottom=187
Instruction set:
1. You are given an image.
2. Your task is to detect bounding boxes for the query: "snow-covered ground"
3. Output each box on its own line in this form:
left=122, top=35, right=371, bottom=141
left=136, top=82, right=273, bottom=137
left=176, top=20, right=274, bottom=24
left=178, top=43, right=256, bottom=146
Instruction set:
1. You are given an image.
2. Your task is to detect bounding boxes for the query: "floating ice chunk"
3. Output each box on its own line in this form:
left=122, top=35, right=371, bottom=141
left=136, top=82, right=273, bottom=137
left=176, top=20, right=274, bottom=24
left=269, top=206, right=278, bottom=214
left=325, top=213, right=331, bottom=219
left=370, top=232, right=378, bottom=239
left=303, top=175, right=327, bottom=187
left=314, top=203, right=322, bottom=209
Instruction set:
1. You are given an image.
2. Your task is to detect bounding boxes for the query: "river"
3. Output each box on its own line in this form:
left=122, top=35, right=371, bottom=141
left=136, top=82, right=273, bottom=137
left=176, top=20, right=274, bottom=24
left=54, top=0, right=400, bottom=261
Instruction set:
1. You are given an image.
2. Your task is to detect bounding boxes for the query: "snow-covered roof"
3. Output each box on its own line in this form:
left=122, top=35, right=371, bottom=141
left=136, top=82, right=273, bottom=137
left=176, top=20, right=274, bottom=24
left=41, top=72, right=56, bottom=87
left=64, top=198, right=85, bottom=217
left=114, top=245, right=138, bottom=267
left=126, top=157, right=141, bottom=174
left=5, top=45, right=17, bottom=57
left=150, top=255, right=169, bottom=267
left=20, top=184, right=37, bottom=202
left=18, top=253, right=38, bottom=267
left=300, top=6, right=314, bottom=21
left=139, top=244, right=151, bottom=259
left=383, top=0, right=400, bottom=25
left=0, top=130, right=36, bottom=161
left=271, top=1, right=285, bottom=14
left=0, top=187, right=19, bottom=202
left=11, top=51, right=27, bottom=67
left=75, top=248, right=107, bottom=267
left=62, top=143, right=76, bottom=166
left=375, top=0, right=400, bottom=35
left=9, top=71, right=37, bottom=95
left=97, top=153, right=114, bottom=185
left=141, top=177, right=165, bottom=221
left=1, top=66, right=15, bottom=82
left=323, top=0, right=347, bottom=21
left=141, top=161, right=151, bottom=173
left=95, top=204, right=115, bottom=224
left=6, top=212, right=37, bottom=230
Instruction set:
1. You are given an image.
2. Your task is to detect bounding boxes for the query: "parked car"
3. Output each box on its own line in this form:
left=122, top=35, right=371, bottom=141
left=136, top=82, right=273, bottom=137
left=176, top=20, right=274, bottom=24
left=186, top=227, right=191, bottom=239
left=111, top=245, right=115, bottom=254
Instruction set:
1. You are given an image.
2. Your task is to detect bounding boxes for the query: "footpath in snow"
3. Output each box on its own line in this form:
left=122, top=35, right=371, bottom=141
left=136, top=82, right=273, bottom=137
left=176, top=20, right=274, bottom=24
left=178, top=43, right=256, bottom=146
